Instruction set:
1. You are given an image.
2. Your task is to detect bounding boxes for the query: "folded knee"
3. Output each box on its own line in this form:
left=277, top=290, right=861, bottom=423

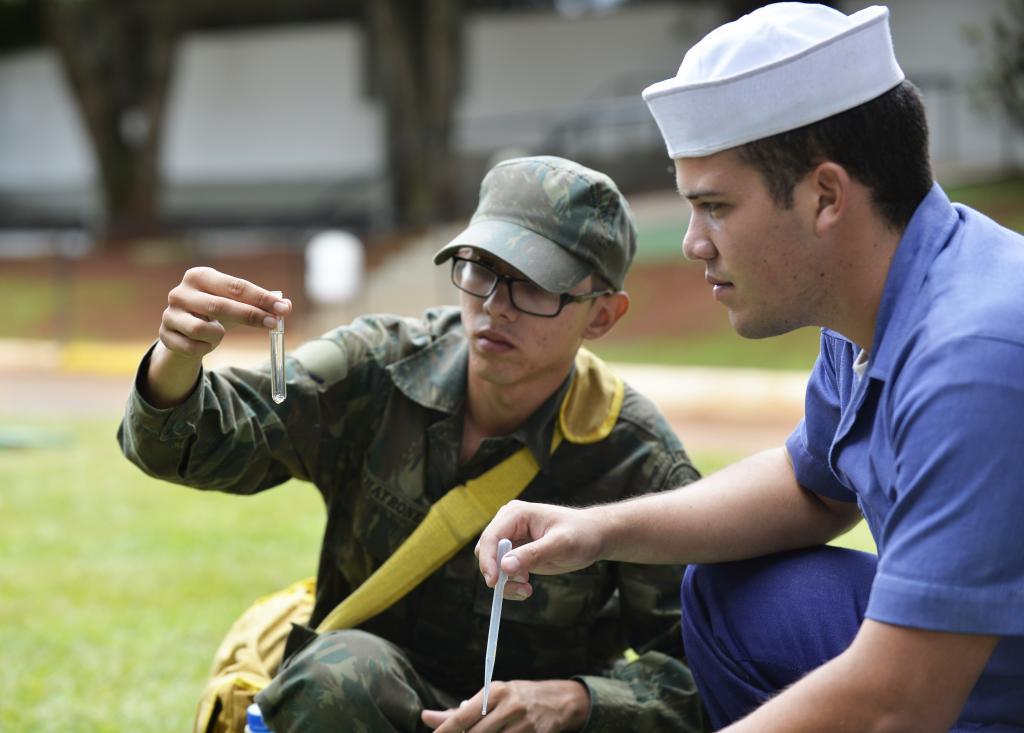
left=257, top=630, right=399, bottom=729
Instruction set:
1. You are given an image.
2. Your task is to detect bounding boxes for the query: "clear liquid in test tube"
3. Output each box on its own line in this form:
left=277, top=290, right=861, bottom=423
left=270, top=290, right=286, bottom=403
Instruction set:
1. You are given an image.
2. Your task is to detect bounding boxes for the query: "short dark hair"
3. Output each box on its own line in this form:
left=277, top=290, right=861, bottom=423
left=736, top=80, right=933, bottom=229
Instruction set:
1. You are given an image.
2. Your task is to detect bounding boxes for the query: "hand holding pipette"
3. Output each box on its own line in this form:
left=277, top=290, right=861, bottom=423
left=482, top=538, right=512, bottom=715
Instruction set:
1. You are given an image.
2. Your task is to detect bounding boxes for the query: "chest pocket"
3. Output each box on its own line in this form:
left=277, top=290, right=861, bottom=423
left=473, top=567, right=611, bottom=627
left=350, top=384, right=433, bottom=560
left=350, top=465, right=427, bottom=566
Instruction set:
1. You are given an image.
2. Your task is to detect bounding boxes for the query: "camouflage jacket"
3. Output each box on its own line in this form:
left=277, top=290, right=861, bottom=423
left=119, top=307, right=703, bottom=731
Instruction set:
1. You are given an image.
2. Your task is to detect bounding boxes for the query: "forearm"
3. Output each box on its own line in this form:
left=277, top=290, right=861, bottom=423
left=594, top=447, right=860, bottom=565
left=140, top=341, right=204, bottom=408
left=120, top=357, right=302, bottom=492
left=724, top=620, right=997, bottom=733
left=725, top=652, right=897, bottom=733
left=481, top=448, right=860, bottom=596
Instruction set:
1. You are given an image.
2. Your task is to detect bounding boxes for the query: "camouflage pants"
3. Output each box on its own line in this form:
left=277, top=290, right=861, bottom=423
left=255, top=629, right=459, bottom=733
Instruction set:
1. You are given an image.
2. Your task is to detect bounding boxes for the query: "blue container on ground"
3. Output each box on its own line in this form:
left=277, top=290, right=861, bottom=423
left=245, top=702, right=272, bottom=733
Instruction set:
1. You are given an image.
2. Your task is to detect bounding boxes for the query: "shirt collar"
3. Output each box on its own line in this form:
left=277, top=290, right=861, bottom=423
left=868, top=183, right=959, bottom=380
left=387, top=328, right=468, bottom=414
left=516, top=371, right=573, bottom=468
left=386, top=324, right=572, bottom=467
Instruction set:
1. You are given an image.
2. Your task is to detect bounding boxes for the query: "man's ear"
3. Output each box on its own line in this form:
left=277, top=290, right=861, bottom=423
left=806, top=161, right=851, bottom=237
left=582, top=291, right=630, bottom=340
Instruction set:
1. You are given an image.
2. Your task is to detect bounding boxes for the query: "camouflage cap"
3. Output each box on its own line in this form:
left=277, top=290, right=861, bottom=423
left=433, top=156, right=637, bottom=292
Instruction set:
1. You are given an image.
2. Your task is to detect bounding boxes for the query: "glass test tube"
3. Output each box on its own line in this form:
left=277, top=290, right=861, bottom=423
left=270, top=290, right=286, bottom=403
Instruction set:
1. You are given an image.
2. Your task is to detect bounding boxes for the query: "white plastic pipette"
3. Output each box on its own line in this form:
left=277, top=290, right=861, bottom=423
left=482, top=538, right=513, bottom=715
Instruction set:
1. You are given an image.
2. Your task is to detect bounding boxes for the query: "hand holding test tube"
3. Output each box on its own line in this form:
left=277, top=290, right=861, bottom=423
left=482, top=538, right=512, bottom=715
left=269, top=290, right=286, bottom=403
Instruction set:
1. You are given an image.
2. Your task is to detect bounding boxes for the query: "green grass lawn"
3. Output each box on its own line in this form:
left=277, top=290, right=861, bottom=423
left=0, top=275, right=144, bottom=341
left=945, top=177, right=1024, bottom=232
left=1, top=417, right=324, bottom=732
left=2, top=416, right=874, bottom=732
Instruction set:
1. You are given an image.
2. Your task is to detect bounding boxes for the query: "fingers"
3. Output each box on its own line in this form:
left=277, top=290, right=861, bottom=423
left=503, top=530, right=571, bottom=576
left=422, top=696, right=483, bottom=732
left=159, top=267, right=291, bottom=358
left=500, top=576, right=533, bottom=601
left=420, top=707, right=452, bottom=729
left=477, top=501, right=604, bottom=591
left=476, top=500, right=541, bottom=587
left=159, top=304, right=226, bottom=355
left=172, top=267, right=290, bottom=331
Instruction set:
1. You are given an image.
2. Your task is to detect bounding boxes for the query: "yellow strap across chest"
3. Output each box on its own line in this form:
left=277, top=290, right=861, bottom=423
left=315, top=347, right=622, bottom=633
left=316, top=431, right=561, bottom=632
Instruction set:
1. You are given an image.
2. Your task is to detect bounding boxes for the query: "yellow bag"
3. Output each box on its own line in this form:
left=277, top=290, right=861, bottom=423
left=193, top=579, right=314, bottom=733
left=192, top=348, right=623, bottom=733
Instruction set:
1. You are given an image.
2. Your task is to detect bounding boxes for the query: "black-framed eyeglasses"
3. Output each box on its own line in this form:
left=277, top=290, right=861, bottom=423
left=450, top=257, right=612, bottom=318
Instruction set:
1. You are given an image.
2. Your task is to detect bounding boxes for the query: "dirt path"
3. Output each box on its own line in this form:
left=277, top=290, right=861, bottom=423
left=3, top=368, right=133, bottom=419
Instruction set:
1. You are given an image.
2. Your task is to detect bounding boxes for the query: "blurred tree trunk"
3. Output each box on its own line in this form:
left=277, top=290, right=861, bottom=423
left=44, top=0, right=181, bottom=247
left=364, top=0, right=462, bottom=229
left=990, top=0, right=1024, bottom=132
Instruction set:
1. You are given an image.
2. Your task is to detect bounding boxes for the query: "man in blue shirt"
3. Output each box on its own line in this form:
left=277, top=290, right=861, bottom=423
left=465, top=4, right=1024, bottom=733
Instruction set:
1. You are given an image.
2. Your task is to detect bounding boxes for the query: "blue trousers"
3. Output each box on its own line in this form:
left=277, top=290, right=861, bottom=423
left=681, top=546, right=875, bottom=729
left=681, top=546, right=1021, bottom=733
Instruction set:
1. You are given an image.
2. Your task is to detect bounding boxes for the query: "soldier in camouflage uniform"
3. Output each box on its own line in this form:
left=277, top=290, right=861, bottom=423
left=119, top=156, right=706, bottom=733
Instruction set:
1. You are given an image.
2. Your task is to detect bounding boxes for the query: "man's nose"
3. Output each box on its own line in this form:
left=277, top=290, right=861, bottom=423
left=682, top=217, right=716, bottom=262
left=483, top=280, right=518, bottom=319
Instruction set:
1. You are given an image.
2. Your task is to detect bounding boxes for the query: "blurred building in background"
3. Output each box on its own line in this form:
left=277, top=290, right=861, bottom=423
left=0, top=0, right=1022, bottom=238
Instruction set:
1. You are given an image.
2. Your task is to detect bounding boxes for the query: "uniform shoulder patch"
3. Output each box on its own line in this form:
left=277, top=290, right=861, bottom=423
left=292, top=338, right=348, bottom=386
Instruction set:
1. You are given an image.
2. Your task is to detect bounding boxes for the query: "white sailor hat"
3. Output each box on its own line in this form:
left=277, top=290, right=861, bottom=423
left=642, top=3, right=905, bottom=158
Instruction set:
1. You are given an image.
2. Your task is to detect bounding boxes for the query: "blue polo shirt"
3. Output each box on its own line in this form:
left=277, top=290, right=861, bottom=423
left=787, top=184, right=1024, bottom=727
